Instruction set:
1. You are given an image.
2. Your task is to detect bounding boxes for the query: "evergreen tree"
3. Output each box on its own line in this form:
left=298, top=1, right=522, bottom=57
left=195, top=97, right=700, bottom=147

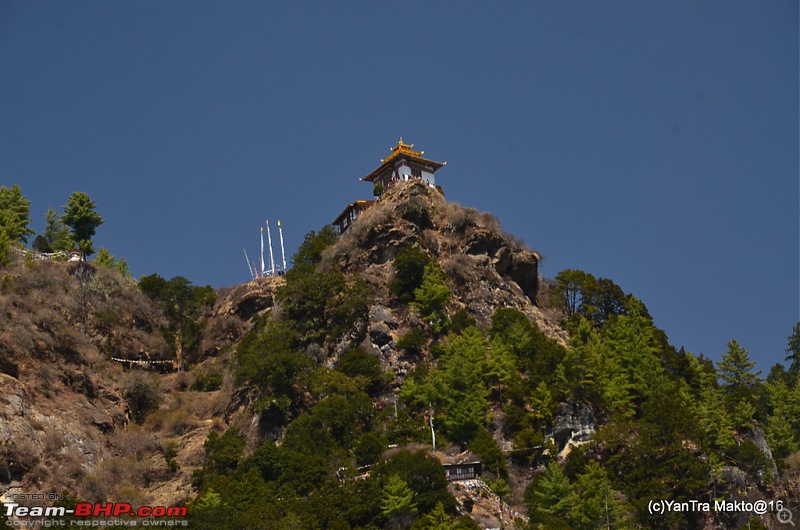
left=413, top=262, right=451, bottom=333
left=116, top=257, right=130, bottom=277
left=719, top=339, right=761, bottom=389
left=0, top=212, right=10, bottom=267
left=139, top=273, right=215, bottom=364
left=415, top=502, right=453, bottom=530
left=764, top=377, right=800, bottom=461
left=698, top=383, right=735, bottom=451
left=44, top=206, right=72, bottom=252
left=469, top=427, right=507, bottom=478
left=562, top=318, right=602, bottom=402
left=32, top=234, right=51, bottom=253
left=62, top=192, right=104, bottom=258
left=603, top=380, right=707, bottom=529
left=786, top=322, right=800, bottom=381
left=718, top=339, right=761, bottom=428
left=0, top=184, right=33, bottom=243
left=376, top=450, right=454, bottom=515
left=93, top=247, right=117, bottom=268
left=526, top=461, right=574, bottom=523
left=290, top=225, right=337, bottom=273
left=436, top=328, right=490, bottom=442
left=570, top=461, right=633, bottom=530
left=90, top=246, right=130, bottom=276
left=594, top=297, right=665, bottom=416
left=552, top=269, right=586, bottom=318
left=552, top=269, right=629, bottom=325
left=381, top=475, right=417, bottom=520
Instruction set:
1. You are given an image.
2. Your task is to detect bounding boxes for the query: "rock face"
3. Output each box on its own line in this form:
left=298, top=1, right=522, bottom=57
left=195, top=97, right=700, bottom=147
left=326, top=180, right=566, bottom=346
left=0, top=370, right=127, bottom=487
left=368, top=305, right=398, bottom=350
left=551, top=401, right=597, bottom=453
left=747, top=425, right=779, bottom=480
left=213, top=276, right=283, bottom=321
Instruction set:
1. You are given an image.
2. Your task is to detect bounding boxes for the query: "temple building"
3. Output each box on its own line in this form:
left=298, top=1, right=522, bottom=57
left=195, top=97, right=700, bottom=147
left=332, top=139, right=446, bottom=234
left=332, top=200, right=374, bottom=235
left=361, top=138, right=446, bottom=190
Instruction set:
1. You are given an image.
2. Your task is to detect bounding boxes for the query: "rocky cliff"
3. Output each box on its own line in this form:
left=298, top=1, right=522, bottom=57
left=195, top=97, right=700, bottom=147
left=325, top=179, right=567, bottom=345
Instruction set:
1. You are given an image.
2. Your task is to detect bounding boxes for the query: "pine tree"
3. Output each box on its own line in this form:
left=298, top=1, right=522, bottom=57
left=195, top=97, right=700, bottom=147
left=0, top=212, right=11, bottom=267
left=560, top=318, right=603, bottom=403
left=93, top=247, right=117, bottom=268
left=698, top=384, right=735, bottom=451
left=413, top=262, right=451, bottom=333
left=44, top=206, right=72, bottom=252
left=718, top=340, right=761, bottom=428
left=786, top=322, right=800, bottom=381
left=416, top=502, right=453, bottom=530
left=0, top=184, right=34, bottom=243
left=381, top=474, right=417, bottom=519
left=719, top=339, right=761, bottom=389
left=527, top=461, right=574, bottom=521
left=61, top=192, right=104, bottom=258
left=570, top=461, right=633, bottom=530
left=601, top=297, right=666, bottom=412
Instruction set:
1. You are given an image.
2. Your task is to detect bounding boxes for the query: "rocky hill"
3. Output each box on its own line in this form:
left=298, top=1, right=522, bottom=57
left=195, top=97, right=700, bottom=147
left=1, top=179, right=798, bottom=530
left=329, top=180, right=565, bottom=339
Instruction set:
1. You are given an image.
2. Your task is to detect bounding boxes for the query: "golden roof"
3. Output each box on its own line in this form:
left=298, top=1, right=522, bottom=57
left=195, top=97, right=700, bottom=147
left=362, top=138, right=446, bottom=182
left=381, top=137, right=424, bottom=163
left=332, top=200, right=375, bottom=226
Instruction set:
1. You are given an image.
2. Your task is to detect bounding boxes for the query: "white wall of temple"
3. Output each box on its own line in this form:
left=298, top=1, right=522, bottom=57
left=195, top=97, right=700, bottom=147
left=396, top=163, right=411, bottom=180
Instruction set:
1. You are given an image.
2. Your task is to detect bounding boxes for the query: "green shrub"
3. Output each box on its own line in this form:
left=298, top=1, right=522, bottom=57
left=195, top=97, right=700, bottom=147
left=469, top=427, right=507, bottom=478
left=389, top=244, right=430, bottom=303
left=191, top=370, right=223, bottom=392
left=355, top=432, right=385, bottom=467
left=336, top=347, right=384, bottom=395
left=204, top=428, right=246, bottom=474
left=278, top=269, right=371, bottom=343
left=396, top=327, right=426, bottom=356
left=125, top=373, right=162, bottom=424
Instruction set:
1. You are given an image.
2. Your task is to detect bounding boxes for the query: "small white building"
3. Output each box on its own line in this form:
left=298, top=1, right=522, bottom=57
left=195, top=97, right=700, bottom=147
left=361, top=138, right=446, bottom=191
left=331, top=139, right=447, bottom=235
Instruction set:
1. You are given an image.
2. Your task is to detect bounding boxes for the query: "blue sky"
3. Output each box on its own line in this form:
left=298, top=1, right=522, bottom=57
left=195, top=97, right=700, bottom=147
left=1, top=1, right=797, bottom=371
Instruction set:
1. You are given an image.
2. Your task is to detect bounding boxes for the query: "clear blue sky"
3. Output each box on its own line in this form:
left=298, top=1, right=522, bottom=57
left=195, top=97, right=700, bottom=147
left=1, top=1, right=797, bottom=371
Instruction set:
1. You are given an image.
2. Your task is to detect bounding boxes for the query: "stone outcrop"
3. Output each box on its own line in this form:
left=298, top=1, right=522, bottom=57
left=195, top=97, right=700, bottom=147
left=747, top=425, right=779, bottom=480
left=0, top=370, right=127, bottom=488
left=213, top=276, right=283, bottom=321
left=327, top=180, right=566, bottom=345
left=551, top=401, right=597, bottom=453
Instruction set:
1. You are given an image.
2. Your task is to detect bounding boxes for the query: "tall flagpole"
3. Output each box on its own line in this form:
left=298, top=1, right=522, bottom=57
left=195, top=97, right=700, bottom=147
left=278, top=220, right=287, bottom=273
left=259, top=227, right=265, bottom=275
left=266, top=220, right=276, bottom=276
left=244, top=249, right=254, bottom=280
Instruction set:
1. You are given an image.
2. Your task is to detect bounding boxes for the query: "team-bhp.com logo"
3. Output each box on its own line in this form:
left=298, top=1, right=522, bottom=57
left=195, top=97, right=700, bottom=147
left=4, top=501, right=187, bottom=518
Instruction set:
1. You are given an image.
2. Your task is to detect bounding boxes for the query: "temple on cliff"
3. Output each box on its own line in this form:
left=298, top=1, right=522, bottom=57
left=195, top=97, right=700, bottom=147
left=332, top=139, right=446, bottom=234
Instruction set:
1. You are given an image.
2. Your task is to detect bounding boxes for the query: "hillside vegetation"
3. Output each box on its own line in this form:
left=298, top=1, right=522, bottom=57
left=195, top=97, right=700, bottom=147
left=1, top=180, right=799, bottom=529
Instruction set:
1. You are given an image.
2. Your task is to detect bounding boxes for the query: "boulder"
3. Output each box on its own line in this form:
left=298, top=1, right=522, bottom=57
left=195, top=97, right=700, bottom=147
left=370, top=305, right=398, bottom=329
left=369, top=323, right=393, bottom=348
left=492, top=246, right=513, bottom=275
